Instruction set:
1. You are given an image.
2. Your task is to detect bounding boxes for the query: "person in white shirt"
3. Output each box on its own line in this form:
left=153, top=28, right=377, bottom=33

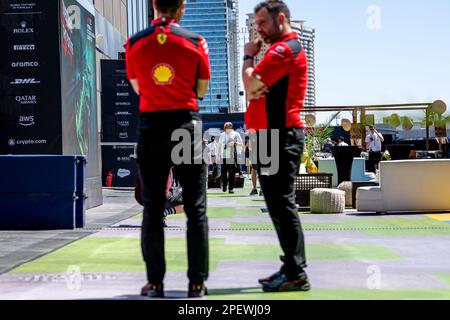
left=207, top=136, right=218, bottom=163
left=365, top=126, right=384, bottom=173
left=218, top=122, right=243, bottom=194
left=337, top=137, right=349, bottom=147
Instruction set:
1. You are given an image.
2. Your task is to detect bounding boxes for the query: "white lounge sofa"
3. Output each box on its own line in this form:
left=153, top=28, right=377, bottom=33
left=356, top=159, right=450, bottom=213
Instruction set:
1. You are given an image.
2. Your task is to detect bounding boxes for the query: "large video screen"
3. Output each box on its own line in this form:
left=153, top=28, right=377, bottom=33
left=59, top=0, right=98, bottom=178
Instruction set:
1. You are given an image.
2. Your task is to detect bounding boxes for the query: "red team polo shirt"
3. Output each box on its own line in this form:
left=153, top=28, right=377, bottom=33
left=245, top=32, right=308, bottom=131
left=125, top=17, right=210, bottom=113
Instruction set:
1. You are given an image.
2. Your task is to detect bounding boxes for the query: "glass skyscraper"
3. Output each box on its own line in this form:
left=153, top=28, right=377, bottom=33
left=180, top=0, right=240, bottom=114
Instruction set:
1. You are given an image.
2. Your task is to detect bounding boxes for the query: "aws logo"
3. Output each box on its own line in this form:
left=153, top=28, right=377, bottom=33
left=19, top=115, right=35, bottom=126
left=152, top=63, right=175, bottom=85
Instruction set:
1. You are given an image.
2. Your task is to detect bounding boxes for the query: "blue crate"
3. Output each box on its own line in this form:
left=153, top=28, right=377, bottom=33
left=0, top=155, right=87, bottom=230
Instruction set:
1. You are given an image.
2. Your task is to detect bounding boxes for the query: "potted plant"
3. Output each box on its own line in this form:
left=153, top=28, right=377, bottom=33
left=302, top=112, right=341, bottom=173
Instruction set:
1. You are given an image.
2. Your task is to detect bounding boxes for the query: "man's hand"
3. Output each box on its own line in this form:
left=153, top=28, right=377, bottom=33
left=248, top=85, right=269, bottom=100
left=244, top=39, right=263, bottom=57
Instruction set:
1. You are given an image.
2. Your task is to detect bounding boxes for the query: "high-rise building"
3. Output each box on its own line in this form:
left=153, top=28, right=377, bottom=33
left=291, top=21, right=316, bottom=111
left=246, top=14, right=316, bottom=120
left=180, top=0, right=241, bottom=114
left=127, top=0, right=153, bottom=36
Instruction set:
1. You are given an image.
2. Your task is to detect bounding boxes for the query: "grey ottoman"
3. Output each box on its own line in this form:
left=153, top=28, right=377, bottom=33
left=310, top=188, right=346, bottom=214
left=337, top=181, right=353, bottom=207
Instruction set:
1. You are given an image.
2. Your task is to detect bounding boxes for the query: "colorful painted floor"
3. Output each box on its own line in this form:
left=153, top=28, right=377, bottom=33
left=1, top=183, right=450, bottom=300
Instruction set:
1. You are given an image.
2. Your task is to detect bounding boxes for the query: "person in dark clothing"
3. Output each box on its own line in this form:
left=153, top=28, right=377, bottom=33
left=242, top=0, right=311, bottom=292
left=125, top=0, right=210, bottom=298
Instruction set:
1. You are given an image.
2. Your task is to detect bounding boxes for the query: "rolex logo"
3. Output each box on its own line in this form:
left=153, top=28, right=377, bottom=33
left=13, top=21, right=34, bottom=34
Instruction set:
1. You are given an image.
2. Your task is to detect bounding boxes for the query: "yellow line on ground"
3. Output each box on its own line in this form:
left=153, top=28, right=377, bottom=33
left=426, top=214, right=450, bottom=221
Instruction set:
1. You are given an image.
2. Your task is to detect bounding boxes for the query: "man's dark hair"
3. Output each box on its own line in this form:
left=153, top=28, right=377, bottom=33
left=254, top=0, right=291, bottom=23
left=155, top=0, right=183, bottom=14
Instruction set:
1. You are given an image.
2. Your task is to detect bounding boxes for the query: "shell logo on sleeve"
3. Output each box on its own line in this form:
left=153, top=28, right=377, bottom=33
left=152, top=64, right=175, bottom=85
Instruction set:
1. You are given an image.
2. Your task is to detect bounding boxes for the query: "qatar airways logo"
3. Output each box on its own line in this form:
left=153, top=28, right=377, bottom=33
left=16, top=95, right=37, bottom=105
left=13, top=21, right=34, bottom=34
left=117, top=121, right=130, bottom=127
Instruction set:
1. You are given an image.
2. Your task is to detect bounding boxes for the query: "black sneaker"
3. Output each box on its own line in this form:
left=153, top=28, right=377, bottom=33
left=141, top=283, right=164, bottom=298
left=259, top=189, right=263, bottom=196
left=222, top=188, right=227, bottom=193
left=188, top=283, right=208, bottom=298
left=262, top=272, right=311, bottom=292
left=249, top=189, right=258, bottom=196
left=258, top=270, right=283, bottom=286
left=229, top=190, right=235, bottom=194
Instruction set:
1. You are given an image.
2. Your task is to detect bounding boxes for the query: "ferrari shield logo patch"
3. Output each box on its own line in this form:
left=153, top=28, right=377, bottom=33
left=157, top=33, right=168, bottom=45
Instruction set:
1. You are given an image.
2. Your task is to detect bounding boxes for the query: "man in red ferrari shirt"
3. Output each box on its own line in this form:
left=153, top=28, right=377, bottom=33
left=243, top=0, right=311, bottom=292
left=125, top=0, right=210, bottom=298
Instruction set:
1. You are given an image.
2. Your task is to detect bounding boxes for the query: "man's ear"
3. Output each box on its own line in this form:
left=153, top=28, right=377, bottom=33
left=178, top=2, right=186, bottom=20
left=278, top=12, right=286, bottom=25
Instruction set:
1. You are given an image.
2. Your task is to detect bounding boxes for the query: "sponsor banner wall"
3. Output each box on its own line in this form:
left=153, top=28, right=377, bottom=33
left=0, top=0, right=62, bottom=154
left=101, top=145, right=137, bottom=188
left=101, top=59, right=140, bottom=143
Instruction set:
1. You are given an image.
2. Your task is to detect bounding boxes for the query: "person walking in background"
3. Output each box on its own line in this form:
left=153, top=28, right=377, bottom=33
left=365, top=125, right=384, bottom=173
left=218, top=122, right=243, bottom=194
left=203, top=138, right=211, bottom=165
left=322, top=138, right=335, bottom=153
left=207, top=136, right=219, bottom=173
left=246, top=134, right=260, bottom=196
left=242, top=0, right=311, bottom=292
left=337, top=136, right=349, bottom=146
left=125, top=0, right=210, bottom=298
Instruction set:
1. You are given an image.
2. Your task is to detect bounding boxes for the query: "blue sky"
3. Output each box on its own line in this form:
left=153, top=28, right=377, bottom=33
left=238, top=0, right=450, bottom=112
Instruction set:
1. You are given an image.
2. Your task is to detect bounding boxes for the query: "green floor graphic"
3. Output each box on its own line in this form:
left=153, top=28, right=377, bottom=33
left=207, top=288, right=450, bottom=300
left=229, top=218, right=450, bottom=236
left=236, top=200, right=266, bottom=205
left=11, top=238, right=400, bottom=274
left=436, top=274, right=450, bottom=286
left=134, top=207, right=262, bottom=220
left=208, top=192, right=254, bottom=198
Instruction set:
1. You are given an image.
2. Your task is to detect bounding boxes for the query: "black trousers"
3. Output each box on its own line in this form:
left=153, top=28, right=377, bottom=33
left=368, top=151, right=382, bottom=173
left=221, top=162, right=236, bottom=191
left=137, top=110, right=208, bottom=285
left=253, top=128, right=307, bottom=279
